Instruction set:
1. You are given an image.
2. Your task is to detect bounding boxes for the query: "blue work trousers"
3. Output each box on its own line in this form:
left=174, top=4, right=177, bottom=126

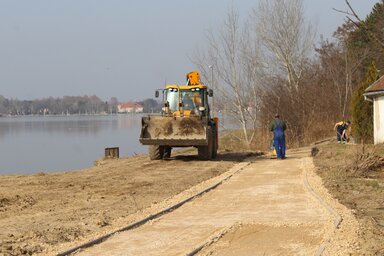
left=273, top=122, right=286, bottom=159
left=337, top=127, right=345, bottom=142
left=274, top=135, right=286, bottom=159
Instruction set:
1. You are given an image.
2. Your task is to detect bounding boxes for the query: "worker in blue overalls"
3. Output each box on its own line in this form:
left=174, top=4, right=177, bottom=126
left=269, top=113, right=287, bottom=159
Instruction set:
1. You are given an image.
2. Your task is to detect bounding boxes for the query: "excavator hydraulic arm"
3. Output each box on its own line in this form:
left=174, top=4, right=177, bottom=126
left=186, top=71, right=201, bottom=85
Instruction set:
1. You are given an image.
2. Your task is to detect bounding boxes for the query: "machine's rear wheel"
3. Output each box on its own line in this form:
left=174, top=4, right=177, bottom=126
left=211, top=126, right=218, bottom=159
left=198, top=128, right=213, bottom=160
left=149, top=145, right=164, bottom=160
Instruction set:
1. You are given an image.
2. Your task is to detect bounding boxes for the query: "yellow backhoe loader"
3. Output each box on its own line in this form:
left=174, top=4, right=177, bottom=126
left=139, top=71, right=218, bottom=160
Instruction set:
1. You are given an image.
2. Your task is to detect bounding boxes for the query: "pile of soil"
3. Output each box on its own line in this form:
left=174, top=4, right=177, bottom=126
left=0, top=150, right=255, bottom=255
left=313, top=141, right=384, bottom=255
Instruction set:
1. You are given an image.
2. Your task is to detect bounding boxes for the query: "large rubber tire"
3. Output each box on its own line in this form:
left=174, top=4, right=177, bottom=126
left=198, top=128, right=213, bottom=160
left=149, top=145, right=164, bottom=160
left=163, top=147, right=172, bottom=158
left=212, top=126, right=218, bottom=159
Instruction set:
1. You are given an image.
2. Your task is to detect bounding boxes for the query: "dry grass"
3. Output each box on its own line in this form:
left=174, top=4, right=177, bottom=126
left=349, top=144, right=384, bottom=177
left=314, top=142, right=384, bottom=175
left=219, top=129, right=269, bottom=152
left=312, top=141, right=384, bottom=254
left=219, top=123, right=334, bottom=152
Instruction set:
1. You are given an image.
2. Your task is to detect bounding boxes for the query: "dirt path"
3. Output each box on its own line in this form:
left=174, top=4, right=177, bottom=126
left=0, top=151, right=252, bottom=256
left=75, top=148, right=359, bottom=255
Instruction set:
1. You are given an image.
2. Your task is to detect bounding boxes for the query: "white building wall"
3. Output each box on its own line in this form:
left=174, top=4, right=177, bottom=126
left=117, top=105, right=134, bottom=113
left=374, top=95, right=384, bottom=144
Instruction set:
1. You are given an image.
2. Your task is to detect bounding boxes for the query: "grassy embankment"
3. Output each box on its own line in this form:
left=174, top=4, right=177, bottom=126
left=313, top=142, right=384, bottom=254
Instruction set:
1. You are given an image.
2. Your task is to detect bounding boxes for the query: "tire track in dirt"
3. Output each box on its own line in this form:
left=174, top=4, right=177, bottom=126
left=1, top=151, right=250, bottom=256
left=75, top=148, right=343, bottom=256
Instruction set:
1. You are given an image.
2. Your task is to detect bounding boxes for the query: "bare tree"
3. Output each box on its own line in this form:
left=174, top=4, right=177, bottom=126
left=247, top=0, right=318, bottom=146
left=252, top=0, right=316, bottom=97
left=331, top=0, right=383, bottom=118
left=334, top=0, right=384, bottom=49
left=317, top=32, right=368, bottom=118
left=192, top=0, right=320, bottom=147
left=192, top=6, right=264, bottom=146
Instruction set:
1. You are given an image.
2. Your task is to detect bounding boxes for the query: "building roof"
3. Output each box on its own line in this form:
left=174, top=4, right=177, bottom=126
left=364, top=76, right=384, bottom=98
left=118, top=102, right=143, bottom=109
left=365, top=75, right=384, bottom=93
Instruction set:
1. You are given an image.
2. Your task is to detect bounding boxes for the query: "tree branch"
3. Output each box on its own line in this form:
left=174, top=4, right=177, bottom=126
left=334, top=0, right=384, bottom=49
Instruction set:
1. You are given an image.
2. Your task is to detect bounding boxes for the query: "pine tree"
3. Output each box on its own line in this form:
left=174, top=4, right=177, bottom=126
left=351, top=62, right=379, bottom=143
left=348, top=2, right=384, bottom=75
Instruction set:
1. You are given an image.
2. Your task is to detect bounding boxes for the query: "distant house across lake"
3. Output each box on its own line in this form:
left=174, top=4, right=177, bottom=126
left=117, top=102, right=144, bottom=113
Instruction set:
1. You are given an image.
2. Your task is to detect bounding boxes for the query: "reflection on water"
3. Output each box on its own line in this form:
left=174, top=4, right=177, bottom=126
left=0, top=115, right=146, bottom=174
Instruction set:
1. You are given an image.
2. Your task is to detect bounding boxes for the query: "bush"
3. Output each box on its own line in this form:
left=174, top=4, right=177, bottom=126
left=351, top=62, right=378, bottom=143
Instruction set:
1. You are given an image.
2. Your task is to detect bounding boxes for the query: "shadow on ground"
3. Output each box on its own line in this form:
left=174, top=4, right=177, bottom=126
left=165, top=151, right=264, bottom=162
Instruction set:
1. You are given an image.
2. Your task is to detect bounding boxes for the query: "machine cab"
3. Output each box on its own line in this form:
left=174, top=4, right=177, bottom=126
left=158, top=72, right=212, bottom=117
left=165, top=85, right=210, bottom=117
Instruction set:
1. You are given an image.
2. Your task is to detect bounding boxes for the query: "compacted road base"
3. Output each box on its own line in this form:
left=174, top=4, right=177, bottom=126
left=75, top=148, right=356, bottom=255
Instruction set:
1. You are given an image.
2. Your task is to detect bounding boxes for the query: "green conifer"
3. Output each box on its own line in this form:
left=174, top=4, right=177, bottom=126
left=351, top=62, right=379, bottom=143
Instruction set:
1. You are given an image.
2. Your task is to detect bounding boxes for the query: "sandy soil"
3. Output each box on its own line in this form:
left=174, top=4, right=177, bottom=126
left=313, top=141, right=384, bottom=255
left=197, top=148, right=360, bottom=256
left=74, top=148, right=359, bottom=256
left=0, top=150, right=254, bottom=256
left=2, top=142, right=381, bottom=255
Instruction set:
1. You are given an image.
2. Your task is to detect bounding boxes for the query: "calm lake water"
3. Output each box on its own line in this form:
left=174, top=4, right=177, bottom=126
left=0, top=114, right=147, bottom=174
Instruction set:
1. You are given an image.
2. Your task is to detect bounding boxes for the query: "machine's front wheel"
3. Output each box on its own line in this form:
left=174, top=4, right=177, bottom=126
left=149, top=145, right=164, bottom=160
left=163, top=147, right=172, bottom=158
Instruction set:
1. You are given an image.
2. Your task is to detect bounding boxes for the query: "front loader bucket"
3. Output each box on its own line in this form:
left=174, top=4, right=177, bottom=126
left=139, top=115, right=208, bottom=146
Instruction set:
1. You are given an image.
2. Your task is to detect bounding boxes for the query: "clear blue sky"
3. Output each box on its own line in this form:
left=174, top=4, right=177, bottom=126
left=0, top=0, right=380, bottom=101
